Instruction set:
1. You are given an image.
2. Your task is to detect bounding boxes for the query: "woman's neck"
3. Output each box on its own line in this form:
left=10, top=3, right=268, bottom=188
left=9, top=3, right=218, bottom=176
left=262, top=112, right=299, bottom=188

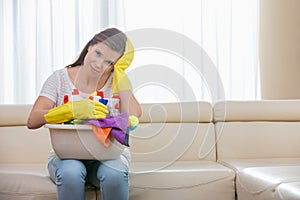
left=69, top=65, right=111, bottom=94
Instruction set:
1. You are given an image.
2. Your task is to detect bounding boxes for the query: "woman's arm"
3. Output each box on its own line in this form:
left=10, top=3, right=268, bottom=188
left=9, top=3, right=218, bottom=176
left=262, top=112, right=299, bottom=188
left=27, top=96, right=56, bottom=129
left=118, top=90, right=142, bottom=118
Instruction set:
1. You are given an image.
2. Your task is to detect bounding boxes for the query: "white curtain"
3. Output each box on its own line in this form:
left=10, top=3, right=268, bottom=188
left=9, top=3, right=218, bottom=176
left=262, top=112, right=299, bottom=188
left=0, top=0, right=260, bottom=104
left=124, top=0, right=260, bottom=103
left=0, top=0, right=124, bottom=104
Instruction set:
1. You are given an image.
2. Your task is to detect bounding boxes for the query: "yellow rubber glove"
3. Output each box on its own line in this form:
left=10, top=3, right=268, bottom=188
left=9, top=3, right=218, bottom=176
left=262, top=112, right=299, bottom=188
left=44, top=99, right=108, bottom=124
left=112, top=38, right=134, bottom=94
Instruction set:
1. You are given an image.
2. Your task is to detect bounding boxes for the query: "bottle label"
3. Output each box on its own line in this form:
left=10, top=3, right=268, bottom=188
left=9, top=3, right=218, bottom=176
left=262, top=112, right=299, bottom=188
left=104, top=98, right=120, bottom=116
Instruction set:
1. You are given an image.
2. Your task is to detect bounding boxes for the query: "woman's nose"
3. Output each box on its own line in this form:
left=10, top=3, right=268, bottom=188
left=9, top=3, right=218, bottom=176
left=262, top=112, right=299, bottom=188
left=95, top=59, right=105, bottom=69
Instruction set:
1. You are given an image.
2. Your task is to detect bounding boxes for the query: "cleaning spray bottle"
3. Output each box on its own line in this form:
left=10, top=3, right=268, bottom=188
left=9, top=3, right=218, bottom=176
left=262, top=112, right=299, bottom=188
left=63, top=89, right=82, bottom=103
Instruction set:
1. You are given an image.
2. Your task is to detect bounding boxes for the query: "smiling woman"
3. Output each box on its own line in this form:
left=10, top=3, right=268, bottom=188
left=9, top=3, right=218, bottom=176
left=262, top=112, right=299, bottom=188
left=27, top=27, right=141, bottom=200
left=66, top=29, right=126, bottom=94
left=84, top=43, right=119, bottom=74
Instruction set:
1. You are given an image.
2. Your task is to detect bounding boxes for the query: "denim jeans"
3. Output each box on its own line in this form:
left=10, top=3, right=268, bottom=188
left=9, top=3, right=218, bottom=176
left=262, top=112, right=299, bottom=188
left=48, top=150, right=130, bottom=200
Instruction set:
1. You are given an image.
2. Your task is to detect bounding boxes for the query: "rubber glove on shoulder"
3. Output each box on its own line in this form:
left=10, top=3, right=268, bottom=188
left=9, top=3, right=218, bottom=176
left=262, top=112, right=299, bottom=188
left=44, top=99, right=108, bottom=124
left=112, top=38, right=134, bottom=94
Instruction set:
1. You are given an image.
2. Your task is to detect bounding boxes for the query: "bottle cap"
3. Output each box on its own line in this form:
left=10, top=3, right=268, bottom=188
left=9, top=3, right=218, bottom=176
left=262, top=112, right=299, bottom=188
left=97, top=91, right=104, bottom=98
left=72, top=89, right=79, bottom=95
left=99, top=98, right=108, bottom=105
left=63, top=95, right=69, bottom=104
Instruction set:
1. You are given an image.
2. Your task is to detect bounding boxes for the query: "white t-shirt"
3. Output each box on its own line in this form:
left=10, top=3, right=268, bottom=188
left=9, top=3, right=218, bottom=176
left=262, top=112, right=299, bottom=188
left=39, top=68, right=113, bottom=106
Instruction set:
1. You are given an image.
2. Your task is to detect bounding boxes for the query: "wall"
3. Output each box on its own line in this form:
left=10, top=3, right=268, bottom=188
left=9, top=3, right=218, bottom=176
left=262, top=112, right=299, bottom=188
left=259, top=0, right=300, bottom=99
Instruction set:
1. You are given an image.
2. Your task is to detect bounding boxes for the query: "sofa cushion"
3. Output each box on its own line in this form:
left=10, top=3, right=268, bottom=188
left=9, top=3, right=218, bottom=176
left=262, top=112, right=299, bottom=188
left=130, top=161, right=235, bottom=200
left=0, top=164, right=55, bottom=200
left=0, top=126, right=51, bottom=164
left=130, top=161, right=234, bottom=188
left=214, top=100, right=300, bottom=122
left=0, top=164, right=99, bottom=200
left=0, top=104, right=32, bottom=126
left=277, top=182, right=300, bottom=199
left=0, top=173, right=57, bottom=200
left=130, top=123, right=216, bottom=162
left=219, top=158, right=300, bottom=200
left=215, top=122, right=300, bottom=159
left=236, top=166, right=300, bottom=200
left=0, top=164, right=49, bottom=175
left=139, top=101, right=212, bottom=123
left=218, top=158, right=300, bottom=171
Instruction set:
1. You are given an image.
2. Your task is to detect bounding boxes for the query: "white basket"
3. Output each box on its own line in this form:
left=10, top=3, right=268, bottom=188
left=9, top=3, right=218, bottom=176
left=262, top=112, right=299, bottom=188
left=45, top=124, right=124, bottom=160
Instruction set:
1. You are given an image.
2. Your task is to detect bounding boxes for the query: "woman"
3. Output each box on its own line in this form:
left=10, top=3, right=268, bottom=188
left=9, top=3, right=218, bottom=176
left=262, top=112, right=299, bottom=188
left=27, top=28, right=142, bottom=200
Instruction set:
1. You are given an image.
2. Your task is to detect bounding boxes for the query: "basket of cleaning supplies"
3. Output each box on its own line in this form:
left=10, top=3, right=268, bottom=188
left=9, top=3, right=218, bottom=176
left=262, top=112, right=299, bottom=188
left=45, top=123, right=124, bottom=160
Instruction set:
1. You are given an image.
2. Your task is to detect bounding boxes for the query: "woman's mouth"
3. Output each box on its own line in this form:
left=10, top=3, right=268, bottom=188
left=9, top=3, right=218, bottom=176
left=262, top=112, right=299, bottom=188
left=90, top=65, right=100, bottom=73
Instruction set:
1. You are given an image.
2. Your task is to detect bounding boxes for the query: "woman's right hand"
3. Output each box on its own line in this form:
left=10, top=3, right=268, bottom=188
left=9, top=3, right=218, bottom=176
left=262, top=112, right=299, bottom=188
left=44, top=99, right=108, bottom=124
left=72, top=98, right=108, bottom=119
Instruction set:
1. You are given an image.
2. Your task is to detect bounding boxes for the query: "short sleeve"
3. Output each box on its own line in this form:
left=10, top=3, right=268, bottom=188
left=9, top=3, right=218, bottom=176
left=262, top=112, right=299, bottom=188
left=39, top=71, right=60, bottom=103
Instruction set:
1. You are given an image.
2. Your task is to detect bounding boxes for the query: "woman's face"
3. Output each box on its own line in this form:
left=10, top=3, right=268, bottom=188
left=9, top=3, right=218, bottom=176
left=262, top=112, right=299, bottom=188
left=83, top=42, right=121, bottom=77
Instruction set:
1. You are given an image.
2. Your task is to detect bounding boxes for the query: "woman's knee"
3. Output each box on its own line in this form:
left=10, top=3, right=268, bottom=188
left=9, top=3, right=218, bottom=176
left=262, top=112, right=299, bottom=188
left=98, top=164, right=128, bottom=185
left=98, top=164, right=129, bottom=200
left=56, top=160, right=87, bottom=185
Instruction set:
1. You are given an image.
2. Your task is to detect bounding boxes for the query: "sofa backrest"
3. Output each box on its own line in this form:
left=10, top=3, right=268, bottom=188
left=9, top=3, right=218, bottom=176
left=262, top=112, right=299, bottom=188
left=130, top=101, right=216, bottom=162
left=0, top=105, right=52, bottom=164
left=214, top=100, right=300, bottom=160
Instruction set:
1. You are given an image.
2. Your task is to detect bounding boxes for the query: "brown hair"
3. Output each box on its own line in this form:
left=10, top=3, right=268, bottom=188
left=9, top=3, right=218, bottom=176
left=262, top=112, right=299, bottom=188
left=68, top=28, right=127, bottom=68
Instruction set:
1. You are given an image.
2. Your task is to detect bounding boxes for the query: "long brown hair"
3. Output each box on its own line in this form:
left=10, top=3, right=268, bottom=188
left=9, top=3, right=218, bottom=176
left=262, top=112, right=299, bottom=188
left=68, top=28, right=127, bottom=68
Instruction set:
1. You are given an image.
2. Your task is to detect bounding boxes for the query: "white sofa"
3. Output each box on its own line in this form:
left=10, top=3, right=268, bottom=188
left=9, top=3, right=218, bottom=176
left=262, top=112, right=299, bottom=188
left=214, top=100, right=300, bottom=200
left=1, top=100, right=300, bottom=200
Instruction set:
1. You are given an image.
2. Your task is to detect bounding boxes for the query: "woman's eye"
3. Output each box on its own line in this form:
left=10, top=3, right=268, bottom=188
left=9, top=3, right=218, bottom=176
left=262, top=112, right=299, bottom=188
left=95, top=50, right=102, bottom=56
left=105, top=61, right=113, bottom=66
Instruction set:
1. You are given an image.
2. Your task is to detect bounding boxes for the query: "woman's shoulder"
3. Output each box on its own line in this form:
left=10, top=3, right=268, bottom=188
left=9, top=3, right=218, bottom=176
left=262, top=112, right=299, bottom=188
left=45, top=68, right=69, bottom=85
left=51, top=68, right=67, bottom=76
left=66, top=66, right=80, bottom=81
left=52, top=67, right=77, bottom=79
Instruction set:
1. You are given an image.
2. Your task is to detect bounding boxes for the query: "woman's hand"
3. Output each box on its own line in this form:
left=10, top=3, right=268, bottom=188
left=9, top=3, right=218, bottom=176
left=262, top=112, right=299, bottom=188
left=44, top=99, right=108, bottom=124
left=112, top=39, right=134, bottom=94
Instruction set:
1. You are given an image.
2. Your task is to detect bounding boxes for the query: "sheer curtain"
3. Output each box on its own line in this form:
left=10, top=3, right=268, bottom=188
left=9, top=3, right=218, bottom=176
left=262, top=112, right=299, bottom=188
left=0, top=0, right=260, bottom=104
left=124, top=0, right=260, bottom=103
left=0, top=0, right=124, bottom=104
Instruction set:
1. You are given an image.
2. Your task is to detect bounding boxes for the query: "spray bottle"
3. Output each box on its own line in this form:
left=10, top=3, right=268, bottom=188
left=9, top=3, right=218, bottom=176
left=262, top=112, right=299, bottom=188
left=63, top=89, right=82, bottom=103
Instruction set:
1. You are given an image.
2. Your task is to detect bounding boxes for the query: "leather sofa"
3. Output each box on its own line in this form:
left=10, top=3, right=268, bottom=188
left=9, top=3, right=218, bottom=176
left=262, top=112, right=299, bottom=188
left=214, top=100, right=300, bottom=200
left=0, top=100, right=299, bottom=200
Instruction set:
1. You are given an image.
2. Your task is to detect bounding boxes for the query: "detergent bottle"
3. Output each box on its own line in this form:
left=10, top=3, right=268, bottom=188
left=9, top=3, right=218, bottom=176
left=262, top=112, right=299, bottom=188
left=88, top=91, right=109, bottom=105
left=92, top=91, right=103, bottom=102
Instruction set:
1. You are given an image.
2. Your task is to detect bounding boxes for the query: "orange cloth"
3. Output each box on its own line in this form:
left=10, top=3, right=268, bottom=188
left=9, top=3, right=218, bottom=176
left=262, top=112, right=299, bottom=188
left=91, top=125, right=112, bottom=148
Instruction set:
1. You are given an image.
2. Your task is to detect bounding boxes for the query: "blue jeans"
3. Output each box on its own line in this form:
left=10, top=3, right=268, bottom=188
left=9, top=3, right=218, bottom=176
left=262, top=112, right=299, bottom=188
left=48, top=150, right=130, bottom=200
